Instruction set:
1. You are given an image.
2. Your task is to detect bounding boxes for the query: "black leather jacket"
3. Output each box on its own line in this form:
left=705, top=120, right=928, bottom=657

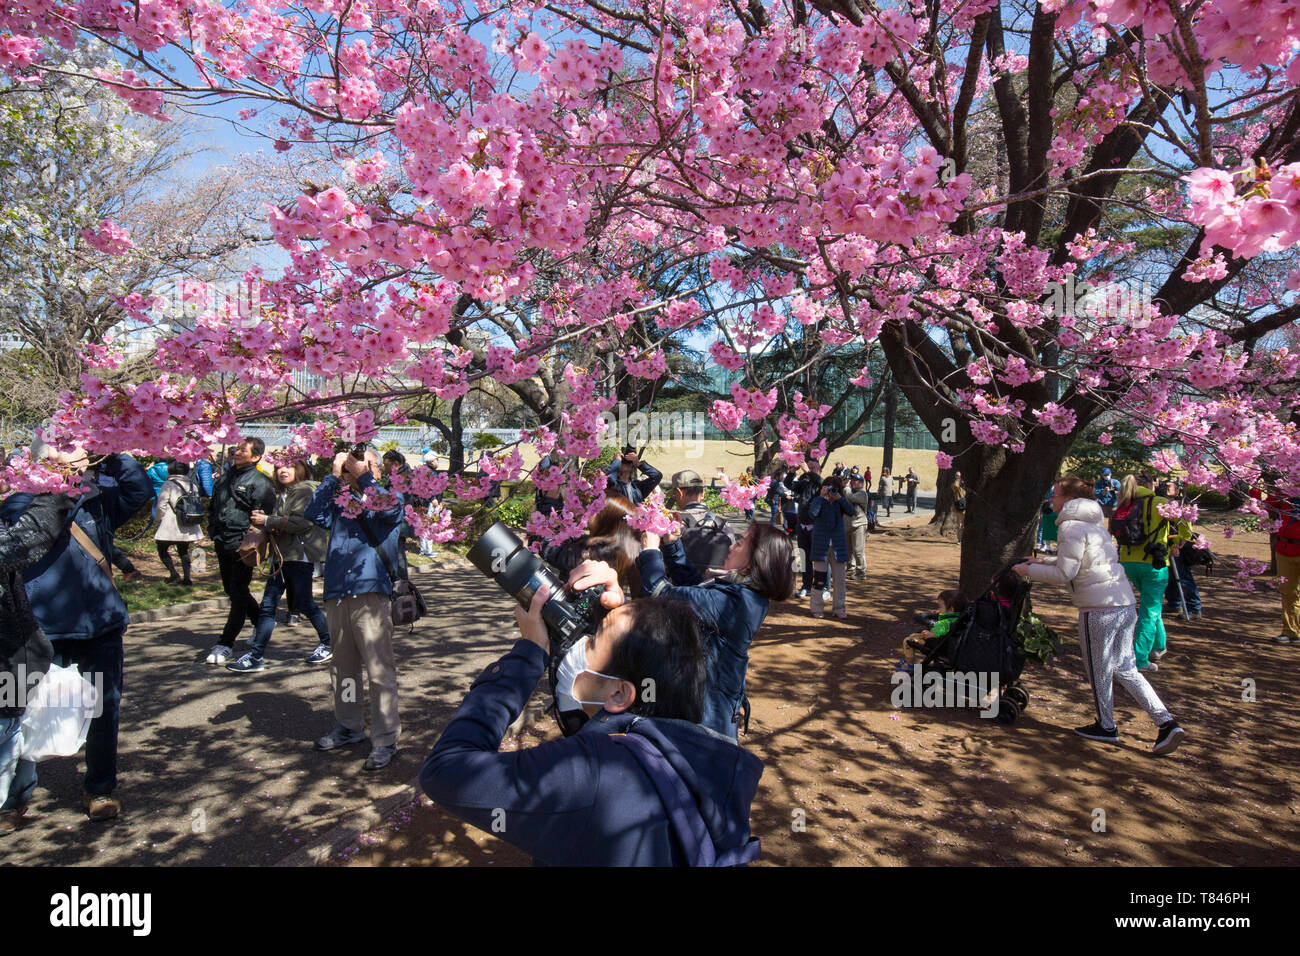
left=207, top=463, right=276, bottom=551
left=1, top=494, right=74, bottom=718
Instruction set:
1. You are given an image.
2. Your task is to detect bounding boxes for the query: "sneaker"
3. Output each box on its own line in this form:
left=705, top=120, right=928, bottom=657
left=205, top=644, right=233, bottom=665
left=83, top=793, right=121, bottom=821
left=363, top=745, right=396, bottom=771
left=796, top=589, right=807, bottom=598
left=833, top=611, right=847, bottom=619
left=811, top=610, right=824, bottom=619
left=1188, top=611, right=1202, bottom=621
left=1138, top=661, right=1159, bottom=672
left=304, top=643, right=333, bottom=665
left=1274, top=634, right=1296, bottom=644
left=226, top=652, right=265, bottom=673
left=121, top=571, right=143, bottom=583
left=315, top=724, right=366, bottom=751
left=821, top=589, right=831, bottom=603
left=1074, top=722, right=1119, bottom=744
left=1150, top=649, right=1166, bottom=660
left=1152, top=720, right=1185, bottom=756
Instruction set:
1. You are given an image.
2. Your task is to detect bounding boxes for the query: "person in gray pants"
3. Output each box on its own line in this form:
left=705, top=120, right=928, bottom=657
left=1014, top=475, right=1184, bottom=755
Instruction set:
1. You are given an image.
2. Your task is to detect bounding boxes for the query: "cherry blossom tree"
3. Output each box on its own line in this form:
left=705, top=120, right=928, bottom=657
left=2, top=0, right=1299, bottom=589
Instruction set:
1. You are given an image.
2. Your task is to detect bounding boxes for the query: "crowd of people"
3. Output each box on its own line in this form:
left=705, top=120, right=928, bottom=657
left=0, top=437, right=442, bottom=835
left=4, top=436, right=1297, bottom=867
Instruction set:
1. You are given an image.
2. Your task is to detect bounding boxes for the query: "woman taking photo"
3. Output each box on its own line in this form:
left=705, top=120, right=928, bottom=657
left=808, top=476, right=855, bottom=618
left=627, top=521, right=795, bottom=739
left=226, top=460, right=331, bottom=673
left=1014, top=475, right=1184, bottom=755
left=154, top=461, right=203, bottom=585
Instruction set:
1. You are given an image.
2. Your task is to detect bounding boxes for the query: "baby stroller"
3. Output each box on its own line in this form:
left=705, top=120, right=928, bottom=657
left=911, top=565, right=1033, bottom=724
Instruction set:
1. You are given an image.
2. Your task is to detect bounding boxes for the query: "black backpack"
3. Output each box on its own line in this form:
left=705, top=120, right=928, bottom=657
left=680, top=511, right=735, bottom=573
left=174, top=485, right=207, bottom=526
left=1109, top=498, right=1149, bottom=547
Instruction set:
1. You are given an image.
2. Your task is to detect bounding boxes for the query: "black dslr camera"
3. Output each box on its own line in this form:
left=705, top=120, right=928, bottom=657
left=1144, top=540, right=1170, bottom=569
left=468, top=522, right=609, bottom=735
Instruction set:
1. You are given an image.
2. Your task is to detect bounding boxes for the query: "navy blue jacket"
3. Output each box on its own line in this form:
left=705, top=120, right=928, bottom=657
left=605, top=459, right=663, bottom=505
left=810, top=494, right=855, bottom=563
left=637, top=540, right=771, bottom=739
left=304, top=473, right=405, bottom=600
left=0, top=454, right=151, bottom=641
left=421, top=639, right=763, bottom=866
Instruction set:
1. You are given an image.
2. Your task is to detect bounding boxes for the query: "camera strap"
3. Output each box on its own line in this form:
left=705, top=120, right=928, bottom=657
left=356, top=511, right=408, bottom=585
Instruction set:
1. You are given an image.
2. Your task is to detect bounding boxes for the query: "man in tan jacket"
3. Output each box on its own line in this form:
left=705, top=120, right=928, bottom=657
left=845, top=474, right=872, bottom=579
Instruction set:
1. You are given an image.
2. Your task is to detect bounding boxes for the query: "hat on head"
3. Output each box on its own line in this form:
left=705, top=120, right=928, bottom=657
left=670, top=469, right=705, bottom=491
left=1102, top=468, right=1112, bottom=475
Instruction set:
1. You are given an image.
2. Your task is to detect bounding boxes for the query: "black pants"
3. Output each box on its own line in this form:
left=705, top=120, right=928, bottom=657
left=157, top=541, right=191, bottom=580
left=216, top=546, right=259, bottom=645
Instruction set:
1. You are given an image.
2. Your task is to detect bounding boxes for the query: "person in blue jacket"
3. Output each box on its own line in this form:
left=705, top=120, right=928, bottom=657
left=194, top=453, right=215, bottom=497
left=636, top=522, right=794, bottom=739
left=421, top=573, right=764, bottom=866
left=808, top=475, right=856, bottom=619
left=304, top=448, right=405, bottom=772
left=0, top=443, right=151, bottom=821
left=605, top=446, right=663, bottom=505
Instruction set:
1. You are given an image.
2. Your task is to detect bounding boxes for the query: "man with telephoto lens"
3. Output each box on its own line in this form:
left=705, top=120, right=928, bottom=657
left=420, top=560, right=764, bottom=866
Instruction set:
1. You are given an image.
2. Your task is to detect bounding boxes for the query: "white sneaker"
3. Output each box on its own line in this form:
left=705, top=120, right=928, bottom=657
left=206, top=644, right=233, bottom=665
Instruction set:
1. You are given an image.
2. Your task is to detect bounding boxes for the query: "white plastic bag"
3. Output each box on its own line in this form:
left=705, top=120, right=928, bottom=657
left=18, top=662, right=98, bottom=761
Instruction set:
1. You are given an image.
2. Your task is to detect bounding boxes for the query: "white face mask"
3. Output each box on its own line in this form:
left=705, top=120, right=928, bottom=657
left=556, top=637, right=622, bottom=712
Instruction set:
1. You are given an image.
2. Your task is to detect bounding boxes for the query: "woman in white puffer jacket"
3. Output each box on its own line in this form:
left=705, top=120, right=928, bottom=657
left=1014, top=476, right=1185, bottom=756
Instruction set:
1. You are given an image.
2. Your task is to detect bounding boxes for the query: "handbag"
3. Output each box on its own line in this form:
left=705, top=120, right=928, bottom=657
left=357, top=513, right=427, bottom=626
left=237, top=526, right=269, bottom=567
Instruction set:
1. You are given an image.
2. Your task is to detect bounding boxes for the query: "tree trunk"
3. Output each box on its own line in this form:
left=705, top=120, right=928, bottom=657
left=882, top=374, right=898, bottom=473
left=932, top=467, right=957, bottom=534
left=955, top=440, right=1067, bottom=597
left=448, top=396, right=466, bottom=475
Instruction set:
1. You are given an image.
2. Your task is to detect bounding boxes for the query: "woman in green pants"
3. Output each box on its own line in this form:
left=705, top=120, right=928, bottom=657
left=1113, top=475, right=1193, bottom=671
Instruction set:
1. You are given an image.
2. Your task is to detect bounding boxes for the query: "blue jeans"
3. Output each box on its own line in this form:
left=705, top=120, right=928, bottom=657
left=249, top=560, right=329, bottom=659
left=1, top=716, right=37, bottom=811
left=1164, top=554, right=1202, bottom=614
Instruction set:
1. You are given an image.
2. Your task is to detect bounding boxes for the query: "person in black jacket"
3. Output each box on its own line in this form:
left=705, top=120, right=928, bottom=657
left=205, top=438, right=276, bottom=665
left=792, top=461, right=823, bottom=597
left=421, top=574, right=764, bottom=866
left=1, top=494, right=74, bottom=833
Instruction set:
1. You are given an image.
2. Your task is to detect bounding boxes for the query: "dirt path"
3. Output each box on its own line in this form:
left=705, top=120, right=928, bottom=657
left=328, top=515, right=1300, bottom=866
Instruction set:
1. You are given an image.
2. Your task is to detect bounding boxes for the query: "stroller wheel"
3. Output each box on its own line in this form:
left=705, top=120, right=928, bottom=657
left=996, top=699, right=1020, bottom=725
left=1006, top=686, right=1030, bottom=710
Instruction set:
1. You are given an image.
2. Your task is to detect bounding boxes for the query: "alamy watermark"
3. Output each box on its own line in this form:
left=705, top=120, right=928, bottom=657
left=889, top=662, right=1000, bottom=718
left=1042, top=276, right=1154, bottom=321
left=0, top=665, right=104, bottom=718
left=599, top=402, right=708, bottom=458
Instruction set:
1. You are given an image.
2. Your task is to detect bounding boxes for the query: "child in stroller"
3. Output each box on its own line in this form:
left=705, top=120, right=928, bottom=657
left=900, top=567, right=1034, bottom=724
left=899, top=589, right=968, bottom=672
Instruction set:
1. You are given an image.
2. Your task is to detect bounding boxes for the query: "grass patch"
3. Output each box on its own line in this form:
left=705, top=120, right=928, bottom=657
left=120, top=577, right=225, bottom=614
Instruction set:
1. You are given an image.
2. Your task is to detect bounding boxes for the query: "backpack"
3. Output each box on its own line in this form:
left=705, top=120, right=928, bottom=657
left=1109, top=499, right=1148, bottom=547
left=175, top=488, right=206, bottom=527
left=679, top=510, right=735, bottom=573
